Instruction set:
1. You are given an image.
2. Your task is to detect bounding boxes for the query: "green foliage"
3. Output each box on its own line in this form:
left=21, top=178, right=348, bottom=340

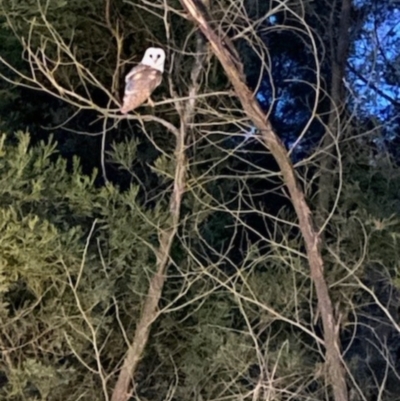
left=0, top=132, right=171, bottom=400
left=2, top=1, right=400, bottom=400
left=0, top=131, right=328, bottom=401
left=317, top=140, right=400, bottom=399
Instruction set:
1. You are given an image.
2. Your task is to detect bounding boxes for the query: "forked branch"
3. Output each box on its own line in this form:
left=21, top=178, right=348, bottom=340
left=110, top=23, right=207, bottom=401
left=178, top=1, right=348, bottom=400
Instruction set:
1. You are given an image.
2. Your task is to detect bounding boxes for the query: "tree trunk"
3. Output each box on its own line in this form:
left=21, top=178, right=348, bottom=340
left=317, top=0, right=352, bottom=229
left=110, top=26, right=207, bottom=401
left=179, top=1, right=348, bottom=400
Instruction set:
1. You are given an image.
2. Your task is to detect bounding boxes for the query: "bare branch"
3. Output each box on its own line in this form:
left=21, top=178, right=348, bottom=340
left=179, top=1, right=348, bottom=400
left=110, top=11, right=208, bottom=401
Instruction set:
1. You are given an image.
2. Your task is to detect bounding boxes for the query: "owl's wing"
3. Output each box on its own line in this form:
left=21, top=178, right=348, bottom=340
left=120, top=64, right=163, bottom=114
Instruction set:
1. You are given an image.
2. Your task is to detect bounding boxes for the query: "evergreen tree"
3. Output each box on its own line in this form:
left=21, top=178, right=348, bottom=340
left=1, top=0, right=400, bottom=400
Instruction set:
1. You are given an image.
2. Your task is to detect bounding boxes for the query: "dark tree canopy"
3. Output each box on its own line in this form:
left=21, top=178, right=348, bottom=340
left=1, top=0, right=400, bottom=400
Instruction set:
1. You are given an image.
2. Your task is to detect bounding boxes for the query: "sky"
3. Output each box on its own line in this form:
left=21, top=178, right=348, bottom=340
left=348, top=2, right=400, bottom=123
left=230, top=0, right=400, bottom=159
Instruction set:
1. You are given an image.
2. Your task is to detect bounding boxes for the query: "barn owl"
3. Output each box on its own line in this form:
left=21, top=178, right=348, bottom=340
left=120, top=47, right=165, bottom=114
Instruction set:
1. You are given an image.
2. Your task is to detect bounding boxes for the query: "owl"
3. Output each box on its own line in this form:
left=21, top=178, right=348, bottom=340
left=120, top=47, right=165, bottom=114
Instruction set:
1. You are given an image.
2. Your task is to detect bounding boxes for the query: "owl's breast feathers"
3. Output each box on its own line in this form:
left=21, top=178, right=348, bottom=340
left=120, top=64, right=163, bottom=114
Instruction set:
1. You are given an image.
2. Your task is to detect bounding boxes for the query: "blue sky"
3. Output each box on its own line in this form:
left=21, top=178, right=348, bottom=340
left=348, top=3, right=400, bottom=121
left=244, top=1, right=400, bottom=156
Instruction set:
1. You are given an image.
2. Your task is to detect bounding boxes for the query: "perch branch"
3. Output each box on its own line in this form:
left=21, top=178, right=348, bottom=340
left=110, top=17, right=207, bottom=401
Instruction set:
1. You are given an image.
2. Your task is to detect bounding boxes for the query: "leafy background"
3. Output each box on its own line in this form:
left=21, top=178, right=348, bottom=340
left=1, top=0, right=400, bottom=400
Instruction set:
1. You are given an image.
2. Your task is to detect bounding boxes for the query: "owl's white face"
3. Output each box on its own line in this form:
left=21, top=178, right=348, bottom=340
left=140, top=47, right=165, bottom=73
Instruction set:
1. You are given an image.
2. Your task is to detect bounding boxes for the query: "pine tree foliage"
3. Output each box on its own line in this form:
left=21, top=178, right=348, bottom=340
left=1, top=0, right=400, bottom=401
left=0, top=132, right=173, bottom=400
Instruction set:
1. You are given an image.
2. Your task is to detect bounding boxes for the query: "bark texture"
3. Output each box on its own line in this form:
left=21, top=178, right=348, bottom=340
left=111, top=29, right=206, bottom=401
left=179, top=1, right=348, bottom=400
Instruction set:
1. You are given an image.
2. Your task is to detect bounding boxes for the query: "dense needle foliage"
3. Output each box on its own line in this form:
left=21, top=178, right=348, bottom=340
left=1, top=0, right=400, bottom=400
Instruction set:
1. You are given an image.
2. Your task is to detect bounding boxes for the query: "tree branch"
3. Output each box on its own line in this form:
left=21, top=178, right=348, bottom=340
left=110, top=16, right=207, bottom=401
left=178, top=1, right=348, bottom=400
left=347, top=63, right=400, bottom=108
